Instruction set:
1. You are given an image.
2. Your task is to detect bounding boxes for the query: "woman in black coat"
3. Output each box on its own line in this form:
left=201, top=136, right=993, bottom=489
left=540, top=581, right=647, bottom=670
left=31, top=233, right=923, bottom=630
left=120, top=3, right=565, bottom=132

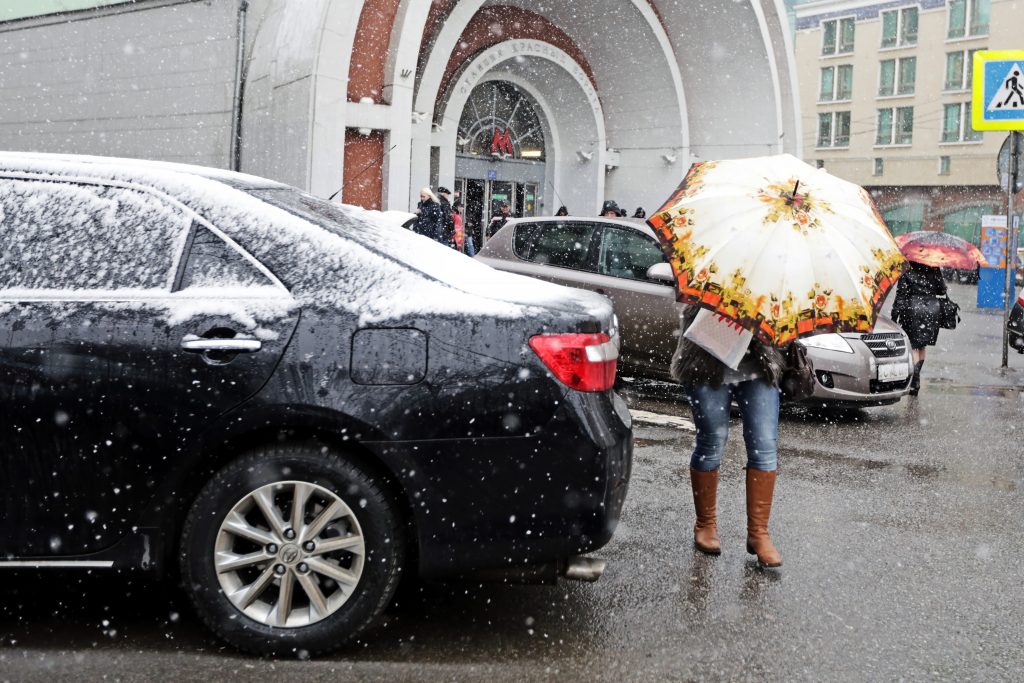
left=413, top=187, right=445, bottom=243
left=891, top=261, right=947, bottom=395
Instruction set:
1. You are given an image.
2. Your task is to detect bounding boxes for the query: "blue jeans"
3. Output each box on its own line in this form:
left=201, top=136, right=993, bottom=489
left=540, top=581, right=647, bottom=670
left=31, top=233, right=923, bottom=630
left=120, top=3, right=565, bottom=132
left=685, top=378, right=780, bottom=472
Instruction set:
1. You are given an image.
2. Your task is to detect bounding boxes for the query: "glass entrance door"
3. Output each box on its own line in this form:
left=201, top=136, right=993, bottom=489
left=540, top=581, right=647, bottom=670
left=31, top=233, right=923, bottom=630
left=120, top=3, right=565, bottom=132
left=489, top=181, right=513, bottom=218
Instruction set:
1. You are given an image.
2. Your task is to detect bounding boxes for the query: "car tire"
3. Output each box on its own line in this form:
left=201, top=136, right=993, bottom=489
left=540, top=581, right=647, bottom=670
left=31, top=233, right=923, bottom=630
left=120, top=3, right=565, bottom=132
left=179, top=444, right=404, bottom=657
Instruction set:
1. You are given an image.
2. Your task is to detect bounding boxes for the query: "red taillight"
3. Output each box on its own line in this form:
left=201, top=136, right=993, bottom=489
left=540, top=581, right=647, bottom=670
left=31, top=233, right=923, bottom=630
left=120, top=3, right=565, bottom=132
left=528, top=332, right=618, bottom=392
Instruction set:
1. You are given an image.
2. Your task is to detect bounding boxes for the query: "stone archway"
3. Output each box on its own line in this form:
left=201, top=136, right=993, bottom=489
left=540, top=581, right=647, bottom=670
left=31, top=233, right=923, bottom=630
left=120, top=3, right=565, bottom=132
left=436, top=40, right=608, bottom=215
left=400, top=0, right=688, bottom=213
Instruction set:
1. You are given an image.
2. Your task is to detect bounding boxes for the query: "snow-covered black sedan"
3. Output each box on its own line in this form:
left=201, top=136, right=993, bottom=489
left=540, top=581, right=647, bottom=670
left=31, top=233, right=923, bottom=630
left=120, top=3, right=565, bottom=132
left=0, top=153, right=632, bottom=656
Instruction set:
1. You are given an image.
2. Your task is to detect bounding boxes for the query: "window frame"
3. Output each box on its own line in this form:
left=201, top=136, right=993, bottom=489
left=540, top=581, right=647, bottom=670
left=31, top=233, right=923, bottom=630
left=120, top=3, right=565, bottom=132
left=944, top=48, right=984, bottom=90
left=0, top=173, right=191, bottom=298
left=819, top=64, right=853, bottom=102
left=939, top=156, right=952, bottom=175
left=838, top=17, right=856, bottom=53
left=172, top=221, right=280, bottom=293
left=0, top=172, right=290, bottom=302
left=878, top=58, right=915, bottom=98
left=940, top=102, right=984, bottom=144
left=878, top=59, right=896, bottom=97
left=876, top=107, right=914, bottom=146
left=873, top=158, right=884, bottom=176
left=947, top=0, right=989, bottom=39
left=880, top=7, right=918, bottom=48
left=511, top=220, right=602, bottom=273
left=817, top=111, right=851, bottom=149
left=596, top=226, right=670, bottom=283
left=897, top=56, right=916, bottom=95
left=821, top=16, right=856, bottom=56
left=895, top=106, right=915, bottom=145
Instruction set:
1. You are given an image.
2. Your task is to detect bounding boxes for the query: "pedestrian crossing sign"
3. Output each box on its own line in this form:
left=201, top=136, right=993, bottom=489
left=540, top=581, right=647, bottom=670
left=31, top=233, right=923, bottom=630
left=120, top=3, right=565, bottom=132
left=973, top=50, right=1024, bottom=131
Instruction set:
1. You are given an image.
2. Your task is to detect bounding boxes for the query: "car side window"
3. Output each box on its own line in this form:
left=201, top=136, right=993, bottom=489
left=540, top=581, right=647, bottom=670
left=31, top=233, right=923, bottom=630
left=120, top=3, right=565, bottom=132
left=598, top=227, right=667, bottom=281
left=177, top=225, right=274, bottom=290
left=0, top=177, right=190, bottom=291
left=514, top=221, right=596, bottom=271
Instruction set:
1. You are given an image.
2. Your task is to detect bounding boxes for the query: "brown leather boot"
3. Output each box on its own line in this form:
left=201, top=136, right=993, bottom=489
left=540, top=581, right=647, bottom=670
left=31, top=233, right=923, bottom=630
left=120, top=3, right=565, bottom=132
left=690, top=467, right=721, bottom=555
left=745, top=468, right=782, bottom=568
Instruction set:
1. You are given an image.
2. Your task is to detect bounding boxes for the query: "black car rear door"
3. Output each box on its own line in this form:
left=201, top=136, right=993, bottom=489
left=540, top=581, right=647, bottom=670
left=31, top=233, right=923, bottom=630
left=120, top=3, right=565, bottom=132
left=0, top=176, right=298, bottom=558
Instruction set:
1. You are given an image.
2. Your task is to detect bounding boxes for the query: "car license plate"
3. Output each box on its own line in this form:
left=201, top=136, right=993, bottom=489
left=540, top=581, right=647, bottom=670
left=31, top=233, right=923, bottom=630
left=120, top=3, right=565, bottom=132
left=878, top=363, right=909, bottom=382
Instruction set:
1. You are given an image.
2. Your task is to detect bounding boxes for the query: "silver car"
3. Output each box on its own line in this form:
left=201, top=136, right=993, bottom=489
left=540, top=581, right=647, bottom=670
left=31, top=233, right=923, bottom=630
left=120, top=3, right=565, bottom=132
left=477, top=216, right=913, bottom=406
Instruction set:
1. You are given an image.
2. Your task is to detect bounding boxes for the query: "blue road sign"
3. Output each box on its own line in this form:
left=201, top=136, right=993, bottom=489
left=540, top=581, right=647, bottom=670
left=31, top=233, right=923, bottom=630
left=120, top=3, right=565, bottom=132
left=973, top=51, right=1024, bottom=131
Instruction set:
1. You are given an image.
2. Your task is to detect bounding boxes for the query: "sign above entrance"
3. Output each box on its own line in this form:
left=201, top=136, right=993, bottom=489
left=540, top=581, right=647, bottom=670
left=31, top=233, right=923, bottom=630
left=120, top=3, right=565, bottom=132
left=487, top=170, right=497, bottom=180
left=491, top=128, right=514, bottom=157
left=973, top=50, right=1024, bottom=131
left=457, top=81, right=545, bottom=162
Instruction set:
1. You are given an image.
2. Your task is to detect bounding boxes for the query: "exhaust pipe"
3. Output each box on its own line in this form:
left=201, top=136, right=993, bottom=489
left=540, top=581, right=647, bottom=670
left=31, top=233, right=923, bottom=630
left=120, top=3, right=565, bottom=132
left=562, top=555, right=606, bottom=582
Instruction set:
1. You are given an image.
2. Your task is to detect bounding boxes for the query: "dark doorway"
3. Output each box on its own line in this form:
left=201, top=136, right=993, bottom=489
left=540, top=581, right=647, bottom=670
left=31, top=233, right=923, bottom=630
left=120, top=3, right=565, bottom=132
left=465, top=179, right=485, bottom=248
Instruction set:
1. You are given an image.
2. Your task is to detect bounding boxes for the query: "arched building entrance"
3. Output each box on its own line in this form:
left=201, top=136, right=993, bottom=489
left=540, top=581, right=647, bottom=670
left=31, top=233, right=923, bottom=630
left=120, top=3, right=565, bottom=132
left=453, top=80, right=547, bottom=246
left=234, top=0, right=802, bottom=216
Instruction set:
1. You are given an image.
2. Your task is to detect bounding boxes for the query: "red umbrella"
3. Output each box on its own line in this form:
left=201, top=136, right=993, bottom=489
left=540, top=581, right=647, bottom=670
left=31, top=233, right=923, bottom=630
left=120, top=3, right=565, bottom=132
left=895, top=231, right=989, bottom=270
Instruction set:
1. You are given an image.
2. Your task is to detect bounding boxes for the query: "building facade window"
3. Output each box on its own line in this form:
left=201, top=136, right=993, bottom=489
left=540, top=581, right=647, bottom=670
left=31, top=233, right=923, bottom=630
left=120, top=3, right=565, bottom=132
left=939, top=156, right=951, bottom=175
left=948, top=0, right=990, bottom=39
left=818, top=113, right=832, bottom=147
left=881, top=7, right=918, bottom=48
left=822, top=17, right=855, bottom=55
left=879, top=60, right=896, bottom=96
left=944, top=49, right=984, bottom=90
left=879, top=58, right=915, bottom=96
left=820, top=65, right=853, bottom=101
left=816, top=159, right=825, bottom=169
left=817, top=111, right=851, bottom=147
left=883, top=203, right=926, bottom=235
left=873, top=158, right=884, bottom=176
left=898, top=57, right=916, bottom=95
left=941, top=102, right=983, bottom=142
left=877, top=107, right=914, bottom=145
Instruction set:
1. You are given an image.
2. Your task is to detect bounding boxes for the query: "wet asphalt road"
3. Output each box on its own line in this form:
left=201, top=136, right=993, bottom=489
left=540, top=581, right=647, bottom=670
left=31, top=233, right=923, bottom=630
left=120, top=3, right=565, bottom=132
left=3, top=284, right=1024, bottom=682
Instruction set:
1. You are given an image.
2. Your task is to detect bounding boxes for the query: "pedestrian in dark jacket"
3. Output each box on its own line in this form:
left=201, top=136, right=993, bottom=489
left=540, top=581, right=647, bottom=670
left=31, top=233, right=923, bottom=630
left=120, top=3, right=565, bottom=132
left=600, top=200, right=621, bottom=217
left=671, top=305, right=806, bottom=568
left=487, top=201, right=512, bottom=239
left=891, top=260, right=947, bottom=395
left=437, top=187, right=457, bottom=249
left=413, top=187, right=445, bottom=243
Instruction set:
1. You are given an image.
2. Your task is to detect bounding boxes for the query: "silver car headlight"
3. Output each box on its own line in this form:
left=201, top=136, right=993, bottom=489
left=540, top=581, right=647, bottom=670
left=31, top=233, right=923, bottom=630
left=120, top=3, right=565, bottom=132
left=798, top=334, right=854, bottom=354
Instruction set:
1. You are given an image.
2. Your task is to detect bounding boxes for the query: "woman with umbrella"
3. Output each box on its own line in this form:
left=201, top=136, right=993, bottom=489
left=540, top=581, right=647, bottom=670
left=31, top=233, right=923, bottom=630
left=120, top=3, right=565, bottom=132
left=649, top=155, right=905, bottom=568
left=891, top=232, right=986, bottom=395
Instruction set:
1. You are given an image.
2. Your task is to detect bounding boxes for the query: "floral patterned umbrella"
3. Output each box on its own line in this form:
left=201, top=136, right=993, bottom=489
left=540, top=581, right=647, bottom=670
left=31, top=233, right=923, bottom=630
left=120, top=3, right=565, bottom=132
left=895, top=231, right=989, bottom=270
left=648, top=154, right=906, bottom=346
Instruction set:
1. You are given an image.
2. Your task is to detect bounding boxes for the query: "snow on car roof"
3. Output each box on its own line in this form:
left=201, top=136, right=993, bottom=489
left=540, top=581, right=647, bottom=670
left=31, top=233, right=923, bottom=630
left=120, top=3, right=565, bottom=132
left=0, top=153, right=611, bottom=327
left=0, top=151, right=285, bottom=190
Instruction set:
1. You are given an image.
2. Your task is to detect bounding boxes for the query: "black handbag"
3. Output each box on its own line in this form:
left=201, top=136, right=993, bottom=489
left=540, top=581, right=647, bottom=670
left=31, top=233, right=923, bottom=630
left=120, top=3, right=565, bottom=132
left=780, top=342, right=815, bottom=401
left=939, top=296, right=960, bottom=330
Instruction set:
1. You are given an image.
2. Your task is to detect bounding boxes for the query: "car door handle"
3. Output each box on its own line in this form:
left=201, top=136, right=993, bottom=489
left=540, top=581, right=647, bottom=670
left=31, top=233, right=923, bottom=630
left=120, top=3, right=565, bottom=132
left=181, top=336, right=262, bottom=353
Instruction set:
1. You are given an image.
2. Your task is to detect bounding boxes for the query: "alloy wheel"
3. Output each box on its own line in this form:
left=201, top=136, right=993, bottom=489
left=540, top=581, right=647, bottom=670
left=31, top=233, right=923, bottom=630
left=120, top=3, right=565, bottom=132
left=213, top=481, right=366, bottom=628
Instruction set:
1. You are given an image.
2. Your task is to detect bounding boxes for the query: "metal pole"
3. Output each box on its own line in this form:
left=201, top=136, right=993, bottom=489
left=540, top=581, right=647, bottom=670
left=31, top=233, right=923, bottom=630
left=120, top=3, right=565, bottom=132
left=229, top=0, right=249, bottom=172
left=1002, top=133, right=1020, bottom=368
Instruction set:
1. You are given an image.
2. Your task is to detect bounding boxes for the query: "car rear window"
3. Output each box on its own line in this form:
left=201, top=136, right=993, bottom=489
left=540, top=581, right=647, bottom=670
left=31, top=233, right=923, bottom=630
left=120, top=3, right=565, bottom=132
left=513, top=221, right=597, bottom=270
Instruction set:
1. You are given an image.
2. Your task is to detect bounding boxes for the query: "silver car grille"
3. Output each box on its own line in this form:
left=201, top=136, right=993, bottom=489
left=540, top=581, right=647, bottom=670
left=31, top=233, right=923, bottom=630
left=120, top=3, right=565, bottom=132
left=862, top=332, right=906, bottom=358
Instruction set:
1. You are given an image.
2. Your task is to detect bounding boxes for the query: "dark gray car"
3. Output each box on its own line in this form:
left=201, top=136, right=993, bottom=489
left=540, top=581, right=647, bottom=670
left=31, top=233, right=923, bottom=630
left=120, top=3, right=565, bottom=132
left=477, top=217, right=913, bottom=406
